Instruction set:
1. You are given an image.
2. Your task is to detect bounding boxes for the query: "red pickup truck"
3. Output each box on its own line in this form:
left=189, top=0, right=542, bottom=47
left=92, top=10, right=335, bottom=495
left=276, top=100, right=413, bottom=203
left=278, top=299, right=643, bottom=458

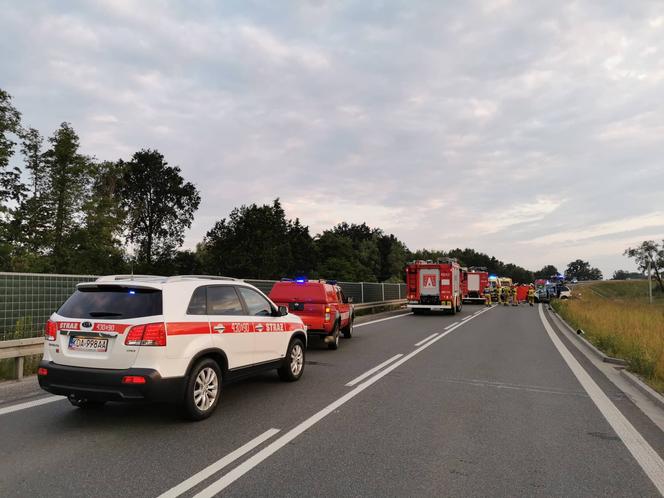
left=269, top=279, right=354, bottom=350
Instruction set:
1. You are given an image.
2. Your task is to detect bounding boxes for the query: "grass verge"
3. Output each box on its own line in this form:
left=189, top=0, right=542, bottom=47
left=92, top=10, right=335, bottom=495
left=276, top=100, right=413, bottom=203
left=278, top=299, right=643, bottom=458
left=552, top=280, right=664, bottom=392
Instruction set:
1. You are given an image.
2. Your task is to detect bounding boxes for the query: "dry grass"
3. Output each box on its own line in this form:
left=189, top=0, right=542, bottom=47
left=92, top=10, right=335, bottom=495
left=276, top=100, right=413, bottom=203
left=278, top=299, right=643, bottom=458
left=553, top=280, right=664, bottom=392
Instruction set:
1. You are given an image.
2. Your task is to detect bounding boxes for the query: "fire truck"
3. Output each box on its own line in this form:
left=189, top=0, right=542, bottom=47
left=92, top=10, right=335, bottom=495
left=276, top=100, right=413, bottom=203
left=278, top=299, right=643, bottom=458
left=462, top=266, right=489, bottom=304
left=405, top=259, right=463, bottom=315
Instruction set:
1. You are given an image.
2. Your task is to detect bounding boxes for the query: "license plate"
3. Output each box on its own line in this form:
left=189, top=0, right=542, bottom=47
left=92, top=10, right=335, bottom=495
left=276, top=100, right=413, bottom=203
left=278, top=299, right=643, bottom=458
left=68, top=336, right=108, bottom=352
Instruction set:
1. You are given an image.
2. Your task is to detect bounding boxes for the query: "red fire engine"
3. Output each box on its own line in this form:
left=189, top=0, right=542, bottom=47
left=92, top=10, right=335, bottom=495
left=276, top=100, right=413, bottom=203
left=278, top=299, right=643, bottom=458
left=462, top=266, right=489, bottom=304
left=405, top=259, right=463, bottom=315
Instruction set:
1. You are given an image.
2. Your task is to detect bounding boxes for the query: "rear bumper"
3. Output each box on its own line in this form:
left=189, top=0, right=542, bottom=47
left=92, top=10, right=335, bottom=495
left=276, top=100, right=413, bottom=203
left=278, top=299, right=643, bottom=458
left=306, top=327, right=335, bottom=337
left=37, top=361, right=186, bottom=403
left=407, top=304, right=453, bottom=310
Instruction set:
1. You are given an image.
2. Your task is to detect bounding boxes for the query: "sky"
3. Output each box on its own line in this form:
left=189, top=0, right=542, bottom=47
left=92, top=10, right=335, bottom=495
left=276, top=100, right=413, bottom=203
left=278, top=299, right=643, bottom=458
left=1, top=0, right=663, bottom=277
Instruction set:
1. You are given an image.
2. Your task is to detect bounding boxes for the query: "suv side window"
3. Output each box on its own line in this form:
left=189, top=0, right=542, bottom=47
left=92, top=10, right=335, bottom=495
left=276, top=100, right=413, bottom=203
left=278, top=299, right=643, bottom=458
left=207, top=286, right=244, bottom=315
left=187, top=286, right=207, bottom=315
left=337, top=289, right=344, bottom=303
left=238, top=287, right=272, bottom=317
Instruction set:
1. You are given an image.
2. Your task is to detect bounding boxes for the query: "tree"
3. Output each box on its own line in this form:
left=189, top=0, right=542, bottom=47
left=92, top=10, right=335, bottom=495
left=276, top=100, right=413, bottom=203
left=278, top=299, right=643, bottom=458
left=0, top=89, right=26, bottom=269
left=624, top=240, right=664, bottom=292
left=42, top=122, right=93, bottom=271
left=20, top=127, right=48, bottom=195
left=70, top=160, right=127, bottom=274
left=612, top=270, right=644, bottom=280
left=200, top=199, right=299, bottom=279
left=120, top=149, right=200, bottom=269
left=287, top=218, right=316, bottom=276
left=0, top=89, right=26, bottom=211
left=315, top=222, right=402, bottom=282
left=377, top=234, right=408, bottom=282
left=8, top=128, right=52, bottom=271
left=325, top=223, right=382, bottom=281
left=315, top=230, right=373, bottom=281
left=565, top=259, right=603, bottom=281
left=534, top=265, right=559, bottom=280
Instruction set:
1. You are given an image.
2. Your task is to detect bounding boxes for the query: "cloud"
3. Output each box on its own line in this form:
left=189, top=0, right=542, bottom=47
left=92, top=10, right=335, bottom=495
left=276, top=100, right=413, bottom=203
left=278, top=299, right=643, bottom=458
left=1, top=0, right=663, bottom=279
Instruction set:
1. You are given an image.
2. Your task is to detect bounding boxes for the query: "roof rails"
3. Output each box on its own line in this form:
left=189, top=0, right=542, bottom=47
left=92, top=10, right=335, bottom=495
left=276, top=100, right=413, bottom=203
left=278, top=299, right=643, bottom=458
left=95, top=275, right=167, bottom=282
left=166, top=275, right=238, bottom=282
left=95, top=275, right=238, bottom=284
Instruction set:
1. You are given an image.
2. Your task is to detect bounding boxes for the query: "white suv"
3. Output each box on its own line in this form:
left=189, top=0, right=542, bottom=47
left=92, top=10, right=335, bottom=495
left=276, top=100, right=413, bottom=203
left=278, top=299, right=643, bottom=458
left=38, top=275, right=307, bottom=420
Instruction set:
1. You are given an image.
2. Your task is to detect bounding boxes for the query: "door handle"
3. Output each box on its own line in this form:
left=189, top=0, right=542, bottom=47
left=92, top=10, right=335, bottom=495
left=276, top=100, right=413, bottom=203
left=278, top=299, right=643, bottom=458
left=213, top=324, right=226, bottom=333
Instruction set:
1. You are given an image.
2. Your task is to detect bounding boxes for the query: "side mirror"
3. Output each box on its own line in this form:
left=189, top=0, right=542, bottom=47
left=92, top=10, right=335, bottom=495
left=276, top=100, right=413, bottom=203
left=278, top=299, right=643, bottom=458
left=278, top=305, right=288, bottom=316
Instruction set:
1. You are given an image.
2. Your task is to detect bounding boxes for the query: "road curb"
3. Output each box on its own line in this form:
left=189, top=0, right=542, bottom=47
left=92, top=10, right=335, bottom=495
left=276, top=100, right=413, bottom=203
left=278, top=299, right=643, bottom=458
left=620, top=370, right=664, bottom=411
left=547, top=308, right=628, bottom=367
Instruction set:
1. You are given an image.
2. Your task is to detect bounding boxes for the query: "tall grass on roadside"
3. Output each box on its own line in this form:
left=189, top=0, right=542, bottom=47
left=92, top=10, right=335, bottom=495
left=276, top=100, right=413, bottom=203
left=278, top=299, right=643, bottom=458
left=553, top=281, right=664, bottom=392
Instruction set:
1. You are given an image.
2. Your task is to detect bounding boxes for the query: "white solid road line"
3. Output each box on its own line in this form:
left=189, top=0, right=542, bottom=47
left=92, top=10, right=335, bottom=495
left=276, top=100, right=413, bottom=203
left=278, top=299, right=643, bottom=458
left=157, top=428, right=280, bottom=498
left=462, top=315, right=472, bottom=321
left=345, top=354, right=404, bottom=387
left=444, top=322, right=459, bottom=330
left=414, top=333, right=439, bottom=347
left=0, top=395, right=61, bottom=416
left=354, top=312, right=413, bottom=328
left=193, top=305, right=494, bottom=498
left=538, top=305, right=664, bottom=496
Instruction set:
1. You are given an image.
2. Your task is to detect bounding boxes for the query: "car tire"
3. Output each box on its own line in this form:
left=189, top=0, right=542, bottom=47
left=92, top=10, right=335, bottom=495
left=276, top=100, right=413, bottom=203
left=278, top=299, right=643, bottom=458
left=342, top=315, right=354, bottom=338
left=327, top=322, right=340, bottom=350
left=278, top=338, right=305, bottom=382
left=182, top=358, right=221, bottom=421
left=68, top=397, right=106, bottom=409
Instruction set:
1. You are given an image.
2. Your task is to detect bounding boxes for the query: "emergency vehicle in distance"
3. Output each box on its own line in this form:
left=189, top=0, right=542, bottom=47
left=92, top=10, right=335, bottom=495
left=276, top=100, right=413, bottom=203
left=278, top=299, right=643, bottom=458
left=269, top=278, right=354, bottom=350
left=37, top=275, right=307, bottom=420
left=462, top=266, right=489, bottom=304
left=406, top=259, right=463, bottom=315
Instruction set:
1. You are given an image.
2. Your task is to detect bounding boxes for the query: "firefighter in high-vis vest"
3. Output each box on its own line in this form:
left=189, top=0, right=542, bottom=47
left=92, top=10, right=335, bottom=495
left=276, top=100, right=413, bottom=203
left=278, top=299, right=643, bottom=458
left=511, top=284, right=519, bottom=306
left=528, top=284, right=536, bottom=306
left=483, top=286, right=492, bottom=307
left=502, top=285, right=511, bottom=306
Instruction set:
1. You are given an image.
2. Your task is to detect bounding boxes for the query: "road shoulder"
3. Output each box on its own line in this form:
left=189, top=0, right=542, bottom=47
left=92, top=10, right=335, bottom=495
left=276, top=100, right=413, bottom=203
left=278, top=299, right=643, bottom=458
left=543, top=305, right=664, bottom=457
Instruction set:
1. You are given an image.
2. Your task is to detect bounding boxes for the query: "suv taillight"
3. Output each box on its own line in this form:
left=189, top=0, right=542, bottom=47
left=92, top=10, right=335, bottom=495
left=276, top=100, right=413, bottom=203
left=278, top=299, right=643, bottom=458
left=44, top=320, right=57, bottom=341
left=125, top=323, right=167, bottom=346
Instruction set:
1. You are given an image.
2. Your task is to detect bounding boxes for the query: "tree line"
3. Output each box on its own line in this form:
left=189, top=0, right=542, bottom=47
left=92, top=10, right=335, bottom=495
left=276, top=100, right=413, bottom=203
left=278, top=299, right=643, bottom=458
left=4, top=87, right=652, bottom=284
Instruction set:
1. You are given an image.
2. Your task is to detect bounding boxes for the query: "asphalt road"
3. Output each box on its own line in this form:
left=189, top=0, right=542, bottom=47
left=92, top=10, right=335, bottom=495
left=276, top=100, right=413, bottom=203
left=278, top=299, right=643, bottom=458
left=1, top=304, right=663, bottom=497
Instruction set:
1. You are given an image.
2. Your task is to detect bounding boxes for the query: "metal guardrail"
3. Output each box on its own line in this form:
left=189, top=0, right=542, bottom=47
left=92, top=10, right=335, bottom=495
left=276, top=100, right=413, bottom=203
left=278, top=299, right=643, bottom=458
left=353, top=299, right=407, bottom=310
left=0, top=337, right=43, bottom=381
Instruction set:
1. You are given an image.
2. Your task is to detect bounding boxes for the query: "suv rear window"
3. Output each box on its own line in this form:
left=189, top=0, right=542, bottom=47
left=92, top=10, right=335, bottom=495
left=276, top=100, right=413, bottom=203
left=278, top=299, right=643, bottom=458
left=57, top=286, right=163, bottom=319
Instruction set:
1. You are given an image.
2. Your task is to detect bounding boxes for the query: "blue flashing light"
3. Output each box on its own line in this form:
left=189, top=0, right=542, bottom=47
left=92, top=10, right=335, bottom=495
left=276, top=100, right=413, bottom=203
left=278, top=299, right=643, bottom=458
left=295, top=278, right=307, bottom=284
left=489, top=275, right=497, bottom=279
left=128, top=290, right=136, bottom=295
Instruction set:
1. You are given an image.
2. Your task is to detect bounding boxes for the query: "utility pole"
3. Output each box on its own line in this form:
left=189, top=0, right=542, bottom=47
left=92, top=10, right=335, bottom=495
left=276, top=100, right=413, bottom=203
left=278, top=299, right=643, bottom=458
left=648, top=259, right=653, bottom=304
